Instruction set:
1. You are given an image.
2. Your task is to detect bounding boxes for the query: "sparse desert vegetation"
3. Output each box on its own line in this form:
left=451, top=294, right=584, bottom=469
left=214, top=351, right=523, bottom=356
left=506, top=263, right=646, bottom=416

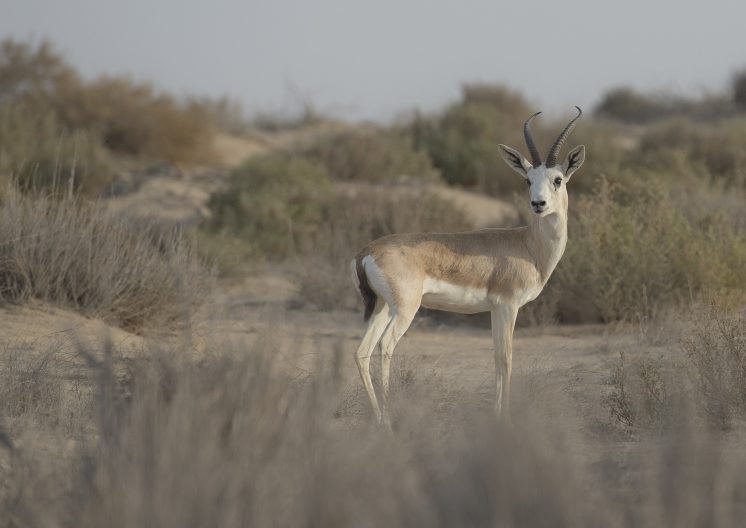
left=2, top=36, right=746, bottom=527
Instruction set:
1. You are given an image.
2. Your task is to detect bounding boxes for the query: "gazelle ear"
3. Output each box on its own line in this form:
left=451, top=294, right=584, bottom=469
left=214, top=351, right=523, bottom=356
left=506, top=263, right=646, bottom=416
left=562, top=145, right=585, bottom=180
left=498, top=144, right=533, bottom=177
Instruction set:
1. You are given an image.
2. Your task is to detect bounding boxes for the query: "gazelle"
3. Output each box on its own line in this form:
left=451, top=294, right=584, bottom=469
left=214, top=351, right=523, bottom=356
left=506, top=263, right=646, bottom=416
left=351, top=107, right=585, bottom=427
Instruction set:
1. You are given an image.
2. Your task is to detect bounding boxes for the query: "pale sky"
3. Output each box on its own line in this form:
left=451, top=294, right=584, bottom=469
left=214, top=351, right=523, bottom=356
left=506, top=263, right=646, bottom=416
left=4, top=0, right=746, bottom=122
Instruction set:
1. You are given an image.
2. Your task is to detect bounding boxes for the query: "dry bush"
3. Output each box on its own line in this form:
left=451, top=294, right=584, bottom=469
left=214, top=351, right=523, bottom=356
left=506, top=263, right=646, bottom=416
left=602, top=303, right=746, bottom=434
left=300, top=127, right=439, bottom=183
left=683, top=304, right=746, bottom=428
left=637, top=118, right=746, bottom=188
left=250, top=95, right=324, bottom=132
left=0, top=187, right=211, bottom=331
left=603, top=350, right=681, bottom=431
left=191, top=95, right=248, bottom=134
left=58, top=76, right=216, bottom=164
left=0, top=38, right=216, bottom=173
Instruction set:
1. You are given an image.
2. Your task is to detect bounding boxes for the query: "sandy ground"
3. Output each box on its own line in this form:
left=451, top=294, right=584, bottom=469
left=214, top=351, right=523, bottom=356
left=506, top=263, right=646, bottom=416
left=2, top=269, right=625, bottom=429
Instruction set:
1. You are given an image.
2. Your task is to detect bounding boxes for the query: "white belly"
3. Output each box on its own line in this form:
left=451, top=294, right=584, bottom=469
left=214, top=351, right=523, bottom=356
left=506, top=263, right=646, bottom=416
left=420, top=277, right=493, bottom=314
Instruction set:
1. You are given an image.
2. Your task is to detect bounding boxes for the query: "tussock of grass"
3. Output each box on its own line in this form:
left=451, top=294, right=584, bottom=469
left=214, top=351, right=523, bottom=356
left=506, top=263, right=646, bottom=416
left=0, top=187, right=211, bottom=331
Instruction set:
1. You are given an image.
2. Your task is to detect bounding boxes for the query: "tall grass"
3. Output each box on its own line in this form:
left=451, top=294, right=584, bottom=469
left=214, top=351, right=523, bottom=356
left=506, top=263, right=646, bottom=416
left=3, top=329, right=746, bottom=526
left=0, top=187, right=211, bottom=331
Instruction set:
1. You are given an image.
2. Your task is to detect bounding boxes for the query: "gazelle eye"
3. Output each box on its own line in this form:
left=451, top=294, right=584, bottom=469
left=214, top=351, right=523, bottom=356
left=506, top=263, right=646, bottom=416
left=554, top=177, right=563, bottom=186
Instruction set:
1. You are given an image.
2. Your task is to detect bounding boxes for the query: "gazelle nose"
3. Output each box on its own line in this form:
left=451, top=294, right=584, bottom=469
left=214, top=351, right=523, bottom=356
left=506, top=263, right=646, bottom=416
left=531, top=200, right=546, bottom=207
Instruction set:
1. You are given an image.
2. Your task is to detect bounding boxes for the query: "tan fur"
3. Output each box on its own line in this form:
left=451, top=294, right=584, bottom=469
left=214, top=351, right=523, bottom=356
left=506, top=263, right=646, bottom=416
left=356, top=216, right=565, bottom=307
left=351, top=128, right=584, bottom=429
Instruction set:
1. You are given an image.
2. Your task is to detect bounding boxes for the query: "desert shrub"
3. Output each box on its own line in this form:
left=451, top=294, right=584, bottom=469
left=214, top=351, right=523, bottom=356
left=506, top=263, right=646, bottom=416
left=0, top=38, right=215, bottom=169
left=0, top=38, right=79, bottom=106
left=205, top=153, right=334, bottom=259
left=301, top=128, right=439, bottom=183
left=683, top=305, right=746, bottom=428
left=0, top=187, right=211, bottom=331
left=549, top=177, right=746, bottom=323
left=636, top=118, right=746, bottom=188
left=0, top=102, right=114, bottom=195
left=408, top=85, right=607, bottom=196
left=603, top=351, right=679, bottom=430
left=57, top=76, right=216, bottom=163
left=408, top=84, right=541, bottom=195
left=191, top=95, right=248, bottom=134
left=595, top=87, right=673, bottom=123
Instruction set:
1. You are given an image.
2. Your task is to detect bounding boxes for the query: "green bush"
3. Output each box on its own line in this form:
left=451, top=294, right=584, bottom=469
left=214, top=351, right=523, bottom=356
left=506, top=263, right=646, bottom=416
left=407, top=84, right=539, bottom=195
left=407, top=84, right=608, bottom=196
left=594, top=87, right=672, bottom=123
left=0, top=102, right=114, bottom=196
left=205, top=153, right=334, bottom=259
left=301, top=128, right=439, bottom=183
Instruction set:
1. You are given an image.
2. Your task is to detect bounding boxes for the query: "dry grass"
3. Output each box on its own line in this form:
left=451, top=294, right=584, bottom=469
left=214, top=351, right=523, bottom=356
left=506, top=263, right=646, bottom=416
left=0, top=186, right=212, bottom=331
left=3, top=320, right=746, bottom=526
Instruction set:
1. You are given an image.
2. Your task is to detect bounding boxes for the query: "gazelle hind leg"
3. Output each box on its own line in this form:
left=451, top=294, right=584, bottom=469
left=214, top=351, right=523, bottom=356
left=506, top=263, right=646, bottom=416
left=354, top=300, right=391, bottom=423
left=379, top=304, right=418, bottom=429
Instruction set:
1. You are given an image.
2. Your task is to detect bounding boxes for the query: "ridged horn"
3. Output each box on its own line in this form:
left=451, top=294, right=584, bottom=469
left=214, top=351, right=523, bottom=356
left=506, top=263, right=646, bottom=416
left=523, top=111, right=543, bottom=167
left=545, top=106, right=582, bottom=167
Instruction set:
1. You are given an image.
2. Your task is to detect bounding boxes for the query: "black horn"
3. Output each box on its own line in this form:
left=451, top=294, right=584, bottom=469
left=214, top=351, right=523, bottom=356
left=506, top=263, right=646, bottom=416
left=545, top=106, right=582, bottom=168
left=523, top=111, right=543, bottom=167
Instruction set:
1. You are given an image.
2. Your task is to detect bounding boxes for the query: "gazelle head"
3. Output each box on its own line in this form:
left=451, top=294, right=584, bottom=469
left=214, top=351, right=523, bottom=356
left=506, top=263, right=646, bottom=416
left=498, top=107, right=585, bottom=217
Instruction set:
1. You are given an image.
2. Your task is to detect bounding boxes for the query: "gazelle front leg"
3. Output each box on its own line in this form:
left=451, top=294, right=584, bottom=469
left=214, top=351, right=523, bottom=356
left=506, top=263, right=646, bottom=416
left=491, top=304, right=518, bottom=421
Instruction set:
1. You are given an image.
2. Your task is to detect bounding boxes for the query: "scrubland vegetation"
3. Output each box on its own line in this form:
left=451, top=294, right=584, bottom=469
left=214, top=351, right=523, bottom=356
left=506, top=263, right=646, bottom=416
left=1, top=37, right=746, bottom=526
left=0, top=186, right=211, bottom=331
left=0, top=39, right=217, bottom=196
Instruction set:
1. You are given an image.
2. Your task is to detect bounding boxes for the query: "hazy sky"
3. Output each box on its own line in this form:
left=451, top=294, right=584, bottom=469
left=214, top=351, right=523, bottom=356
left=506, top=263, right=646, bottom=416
left=4, top=0, right=746, bottom=122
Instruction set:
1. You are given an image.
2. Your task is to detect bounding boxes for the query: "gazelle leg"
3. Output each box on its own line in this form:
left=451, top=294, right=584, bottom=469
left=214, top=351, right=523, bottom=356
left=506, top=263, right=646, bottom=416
left=354, top=300, right=391, bottom=423
left=379, top=304, right=418, bottom=429
left=491, top=304, right=518, bottom=421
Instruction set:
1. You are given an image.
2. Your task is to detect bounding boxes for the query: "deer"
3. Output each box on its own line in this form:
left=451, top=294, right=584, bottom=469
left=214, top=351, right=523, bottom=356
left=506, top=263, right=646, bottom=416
left=351, top=107, right=585, bottom=428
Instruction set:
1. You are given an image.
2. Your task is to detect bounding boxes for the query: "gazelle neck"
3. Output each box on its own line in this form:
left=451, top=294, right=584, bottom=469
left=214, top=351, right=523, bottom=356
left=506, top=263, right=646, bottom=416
left=526, top=199, right=568, bottom=284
